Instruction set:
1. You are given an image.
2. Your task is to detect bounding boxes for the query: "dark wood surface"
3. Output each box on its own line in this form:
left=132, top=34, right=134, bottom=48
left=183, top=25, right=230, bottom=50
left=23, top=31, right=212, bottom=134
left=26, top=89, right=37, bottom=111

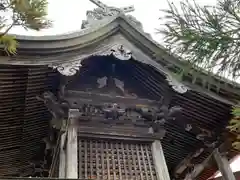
left=65, top=90, right=159, bottom=108
left=0, top=55, right=233, bottom=179
left=76, top=123, right=166, bottom=140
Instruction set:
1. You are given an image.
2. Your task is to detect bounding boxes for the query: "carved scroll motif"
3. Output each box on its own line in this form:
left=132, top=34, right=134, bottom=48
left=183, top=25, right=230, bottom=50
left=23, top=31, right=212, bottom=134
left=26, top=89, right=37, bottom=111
left=81, top=0, right=134, bottom=29
left=52, top=60, right=82, bottom=76
left=67, top=102, right=152, bottom=128
left=51, top=44, right=132, bottom=76
left=68, top=97, right=182, bottom=135
left=150, top=104, right=183, bottom=133
left=36, top=91, right=69, bottom=129
left=111, top=45, right=132, bottom=60
left=166, top=75, right=189, bottom=93
left=96, top=76, right=128, bottom=96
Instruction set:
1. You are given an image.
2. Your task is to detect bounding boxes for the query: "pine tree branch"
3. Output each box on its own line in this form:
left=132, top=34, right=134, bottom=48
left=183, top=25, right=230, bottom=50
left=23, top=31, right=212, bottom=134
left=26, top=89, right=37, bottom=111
left=0, top=22, right=14, bottom=37
left=0, top=0, right=51, bottom=55
left=159, top=0, right=240, bottom=79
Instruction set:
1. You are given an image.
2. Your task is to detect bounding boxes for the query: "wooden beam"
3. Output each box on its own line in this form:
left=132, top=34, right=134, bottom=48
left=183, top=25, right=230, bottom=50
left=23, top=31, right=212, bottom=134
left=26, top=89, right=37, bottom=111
left=152, top=140, right=171, bottom=180
left=76, top=123, right=166, bottom=140
left=58, top=132, right=66, bottom=178
left=182, top=150, right=219, bottom=180
left=182, top=142, right=232, bottom=180
left=213, top=149, right=236, bottom=180
left=184, top=161, right=209, bottom=180
left=66, top=109, right=78, bottom=179
left=174, top=154, right=192, bottom=175
left=65, top=90, right=159, bottom=108
left=175, top=148, right=205, bottom=175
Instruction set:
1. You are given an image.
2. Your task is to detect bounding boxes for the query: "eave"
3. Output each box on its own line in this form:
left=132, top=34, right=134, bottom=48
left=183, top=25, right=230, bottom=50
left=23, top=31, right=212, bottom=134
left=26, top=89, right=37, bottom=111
left=0, top=56, right=234, bottom=177
left=0, top=14, right=238, bottom=178
left=0, top=15, right=237, bottom=104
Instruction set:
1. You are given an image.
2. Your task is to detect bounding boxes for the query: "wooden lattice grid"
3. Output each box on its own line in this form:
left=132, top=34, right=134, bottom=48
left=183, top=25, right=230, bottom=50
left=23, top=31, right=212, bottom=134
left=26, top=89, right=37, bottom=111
left=78, top=138, right=157, bottom=180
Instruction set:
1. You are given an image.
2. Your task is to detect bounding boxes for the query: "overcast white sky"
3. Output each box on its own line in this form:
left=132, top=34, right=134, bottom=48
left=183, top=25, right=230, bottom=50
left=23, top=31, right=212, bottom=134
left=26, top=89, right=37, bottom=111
left=10, top=0, right=217, bottom=43
left=9, top=0, right=240, bottom=176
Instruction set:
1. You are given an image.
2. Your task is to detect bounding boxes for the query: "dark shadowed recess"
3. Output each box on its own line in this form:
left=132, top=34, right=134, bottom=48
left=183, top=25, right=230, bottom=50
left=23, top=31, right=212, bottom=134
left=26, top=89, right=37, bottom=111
left=67, top=55, right=232, bottom=177
left=0, top=55, right=232, bottom=178
left=0, top=64, right=60, bottom=176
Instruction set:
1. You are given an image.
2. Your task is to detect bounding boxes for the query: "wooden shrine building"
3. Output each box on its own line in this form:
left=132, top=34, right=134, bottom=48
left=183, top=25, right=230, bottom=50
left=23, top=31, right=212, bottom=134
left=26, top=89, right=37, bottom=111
left=0, top=1, right=239, bottom=180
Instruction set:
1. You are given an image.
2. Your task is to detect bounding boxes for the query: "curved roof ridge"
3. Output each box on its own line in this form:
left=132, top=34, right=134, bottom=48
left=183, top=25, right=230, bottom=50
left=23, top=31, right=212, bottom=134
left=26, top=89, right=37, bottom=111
left=2, top=14, right=240, bottom=98
left=9, top=16, right=118, bottom=41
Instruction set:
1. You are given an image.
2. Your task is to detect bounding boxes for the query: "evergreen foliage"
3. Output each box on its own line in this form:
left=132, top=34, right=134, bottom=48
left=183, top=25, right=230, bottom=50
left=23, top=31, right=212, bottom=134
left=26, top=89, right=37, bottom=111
left=0, top=0, right=51, bottom=54
left=159, top=0, right=240, bottom=79
left=228, top=107, right=240, bottom=150
left=159, top=0, right=240, bottom=150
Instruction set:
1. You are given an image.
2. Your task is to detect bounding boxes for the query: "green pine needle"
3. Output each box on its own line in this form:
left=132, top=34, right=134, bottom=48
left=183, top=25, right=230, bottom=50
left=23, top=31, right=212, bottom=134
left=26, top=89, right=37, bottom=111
left=0, top=0, right=51, bottom=55
left=227, top=106, right=240, bottom=150
left=159, top=0, right=240, bottom=79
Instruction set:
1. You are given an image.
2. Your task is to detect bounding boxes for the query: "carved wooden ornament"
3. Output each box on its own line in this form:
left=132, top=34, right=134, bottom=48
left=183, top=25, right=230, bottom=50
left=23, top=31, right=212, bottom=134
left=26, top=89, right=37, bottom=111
left=51, top=44, right=188, bottom=95
left=111, top=45, right=132, bottom=60
left=81, top=0, right=134, bottom=29
left=52, top=60, right=82, bottom=76
left=166, top=75, right=188, bottom=93
left=52, top=44, right=132, bottom=76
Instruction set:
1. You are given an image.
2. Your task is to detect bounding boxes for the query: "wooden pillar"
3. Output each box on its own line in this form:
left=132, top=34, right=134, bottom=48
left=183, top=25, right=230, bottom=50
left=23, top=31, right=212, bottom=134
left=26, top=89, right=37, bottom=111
left=152, top=140, right=171, bottom=180
left=58, top=132, right=66, bottom=178
left=213, top=149, right=236, bottom=180
left=66, top=109, right=78, bottom=179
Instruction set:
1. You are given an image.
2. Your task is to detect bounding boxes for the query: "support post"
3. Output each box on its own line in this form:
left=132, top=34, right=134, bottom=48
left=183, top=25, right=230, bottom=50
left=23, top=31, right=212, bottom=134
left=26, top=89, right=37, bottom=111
left=66, top=109, right=79, bottom=179
left=152, top=140, right=171, bottom=180
left=213, top=149, right=236, bottom=180
left=58, top=132, right=66, bottom=178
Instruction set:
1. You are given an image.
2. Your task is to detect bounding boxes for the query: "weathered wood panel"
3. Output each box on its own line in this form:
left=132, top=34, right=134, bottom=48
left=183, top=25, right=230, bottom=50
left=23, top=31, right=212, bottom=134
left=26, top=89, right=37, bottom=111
left=152, top=140, right=170, bottom=180
left=77, top=124, right=165, bottom=141
left=78, top=138, right=157, bottom=180
left=213, top=149, right=236, bottom=180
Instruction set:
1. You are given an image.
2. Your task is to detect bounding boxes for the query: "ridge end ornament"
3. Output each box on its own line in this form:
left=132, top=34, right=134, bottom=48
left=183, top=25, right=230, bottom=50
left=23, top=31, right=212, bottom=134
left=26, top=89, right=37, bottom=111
left=52, top=60, right=82, bottom=76
left=111, top=45, right=132, bottom=60
left=166, top=75, right=189, bottom=93
left=82, top=0, right=134, bottom=29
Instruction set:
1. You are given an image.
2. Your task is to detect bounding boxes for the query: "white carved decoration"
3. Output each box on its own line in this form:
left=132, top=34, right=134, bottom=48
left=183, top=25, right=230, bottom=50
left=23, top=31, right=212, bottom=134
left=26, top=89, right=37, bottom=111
left=114, top=78, right=125, bottom=92
left=97, top=76, right=107, bottom=88
left=111, top=45, right=132, bottom=60
left=51, top=44, right=131, bottom=76
left=166, top=75, right=188, bottom=93
left=193, top=148, right=204, bottom=158
left=82, top=0, right=135, bottom=28
left=184, top=173, right=193, bottom=180
left=97, top=77, right=125, bottom=93
left=53, top=60, right=82, bottom=76
left=185, top=124, right=192, bottom=131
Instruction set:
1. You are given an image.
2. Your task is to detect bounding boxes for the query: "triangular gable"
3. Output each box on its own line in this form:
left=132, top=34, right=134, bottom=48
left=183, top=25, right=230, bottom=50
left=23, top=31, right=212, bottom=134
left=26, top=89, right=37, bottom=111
left=1, top=14, right=238, bottom=104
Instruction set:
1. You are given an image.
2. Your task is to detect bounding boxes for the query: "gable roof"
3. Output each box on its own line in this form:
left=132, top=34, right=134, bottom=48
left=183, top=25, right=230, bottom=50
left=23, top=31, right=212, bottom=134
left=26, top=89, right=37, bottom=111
left=1, top=14, right=239, bottom=104
left=0, top=13, right=238, bottom=178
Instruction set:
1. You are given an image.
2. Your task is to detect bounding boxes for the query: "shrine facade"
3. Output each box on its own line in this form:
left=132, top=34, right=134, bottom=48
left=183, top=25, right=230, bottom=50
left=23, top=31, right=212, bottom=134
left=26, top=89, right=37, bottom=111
left=0, top=1, right=239, bottom=180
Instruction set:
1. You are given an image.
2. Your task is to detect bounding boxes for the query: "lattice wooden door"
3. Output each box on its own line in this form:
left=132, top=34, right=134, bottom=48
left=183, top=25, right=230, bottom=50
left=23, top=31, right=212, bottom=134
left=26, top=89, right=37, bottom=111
left=78, top=138, right=157, bottom=180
